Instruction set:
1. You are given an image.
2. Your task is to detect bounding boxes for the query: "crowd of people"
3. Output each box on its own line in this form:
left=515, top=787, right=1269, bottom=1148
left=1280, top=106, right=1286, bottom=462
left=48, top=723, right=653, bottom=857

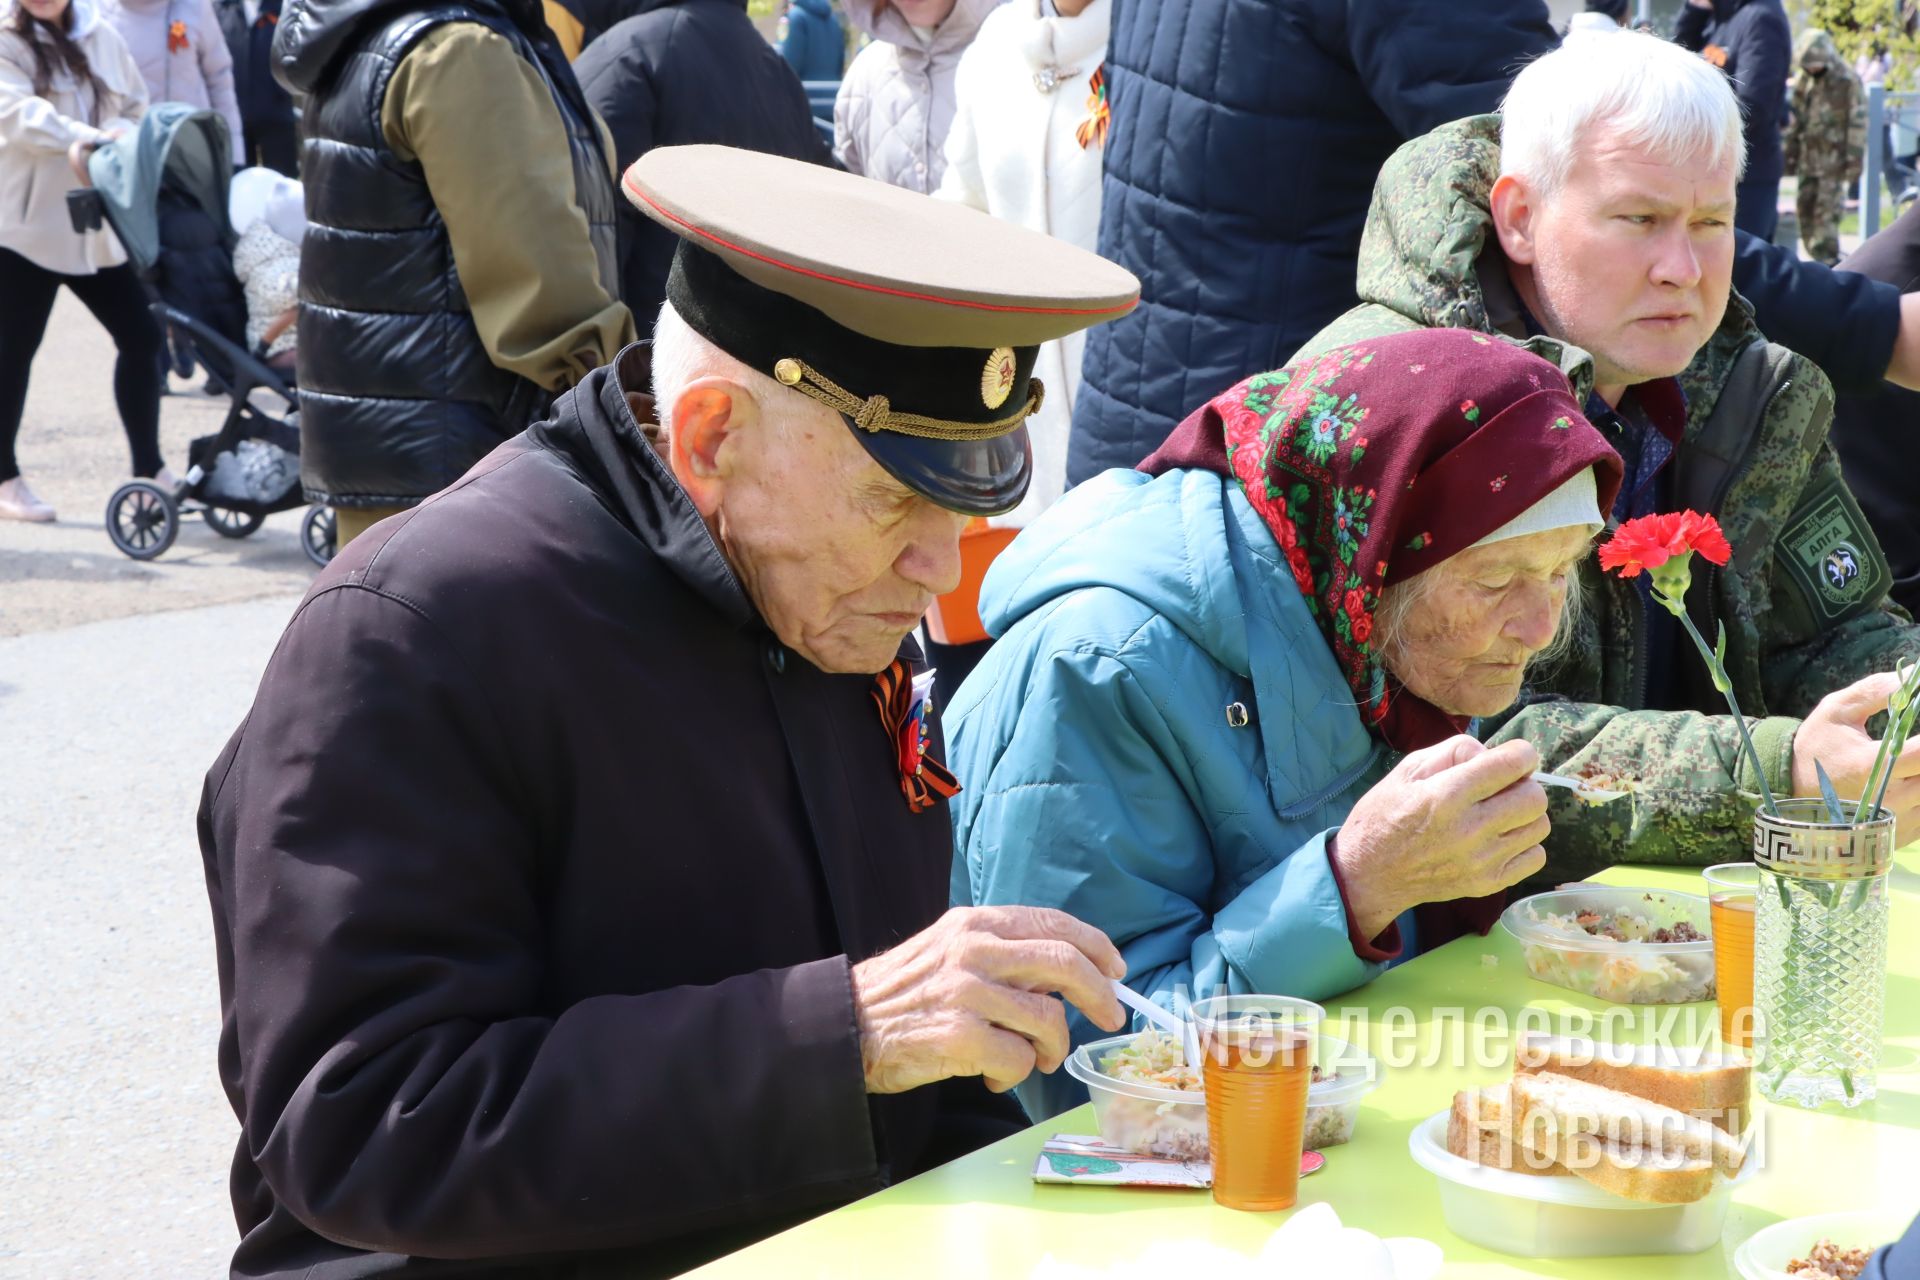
left=13, top=0, right=1920, bottom=1276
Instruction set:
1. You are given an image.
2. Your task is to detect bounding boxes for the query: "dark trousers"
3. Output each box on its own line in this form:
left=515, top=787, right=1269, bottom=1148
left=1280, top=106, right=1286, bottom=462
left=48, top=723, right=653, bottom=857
left=1735, top=176, right=1781, bottom=244
left=243, top=119, right=299, bottom=177
left=0, top=247, right=164, bottom=483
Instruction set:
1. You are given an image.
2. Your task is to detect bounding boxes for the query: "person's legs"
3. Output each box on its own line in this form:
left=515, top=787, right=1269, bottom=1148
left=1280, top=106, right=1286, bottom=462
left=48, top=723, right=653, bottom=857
left=1735, top=177, right=1781, bottom=244
left=333, top=504, right=409, bottom=548
left=65, top=262, right=166, bottom=477
left=253, top=120, right=299, bottom=177
left=1797, top=177, right=1842, bottom=265
left=0, top=248, right=65, bottom=485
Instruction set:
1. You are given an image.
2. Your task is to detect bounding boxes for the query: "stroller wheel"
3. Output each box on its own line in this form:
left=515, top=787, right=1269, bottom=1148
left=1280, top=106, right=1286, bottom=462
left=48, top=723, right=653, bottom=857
left=106, top=481, right=180, bottom=561
left=301, top=504, right=336, bottom=568
left=204, top=505, right=264, bottom=539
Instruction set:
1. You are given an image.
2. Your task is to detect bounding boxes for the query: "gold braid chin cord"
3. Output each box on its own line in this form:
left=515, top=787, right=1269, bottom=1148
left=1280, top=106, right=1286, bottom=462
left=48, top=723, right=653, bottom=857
left=773, top=357, right=1045, bottom=442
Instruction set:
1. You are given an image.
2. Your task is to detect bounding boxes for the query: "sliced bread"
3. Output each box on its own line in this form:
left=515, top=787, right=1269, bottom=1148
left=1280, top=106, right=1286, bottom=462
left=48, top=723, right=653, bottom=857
left=1447, top=1084, right=1568, bottom=1177
left=1510, top=1071, right=1746, bottom=1183
left=1514, top=1031, right=1750, bottom=1135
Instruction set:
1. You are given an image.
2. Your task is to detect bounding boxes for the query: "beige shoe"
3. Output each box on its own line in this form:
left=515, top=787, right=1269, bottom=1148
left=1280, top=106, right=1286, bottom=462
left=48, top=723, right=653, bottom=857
left=0, top=476, right=56, bottom=522
left=152, top=466, right=181, bottom=494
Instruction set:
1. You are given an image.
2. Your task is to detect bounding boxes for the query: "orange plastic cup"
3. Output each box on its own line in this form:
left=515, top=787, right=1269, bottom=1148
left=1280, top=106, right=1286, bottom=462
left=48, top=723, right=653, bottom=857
left=1704, top=862, right=1759, bottom=1051
left=1191, top=995, right=1324, bottom=1211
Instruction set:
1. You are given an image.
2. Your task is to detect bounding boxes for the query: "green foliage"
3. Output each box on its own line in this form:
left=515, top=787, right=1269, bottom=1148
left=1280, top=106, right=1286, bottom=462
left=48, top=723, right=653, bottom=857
left=1807, top=0, right=1920, bottom=89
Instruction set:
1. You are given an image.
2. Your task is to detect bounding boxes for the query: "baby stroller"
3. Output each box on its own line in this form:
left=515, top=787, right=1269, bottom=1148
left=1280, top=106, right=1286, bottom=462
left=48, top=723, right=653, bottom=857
left=71, top=105, right=334, bottom=566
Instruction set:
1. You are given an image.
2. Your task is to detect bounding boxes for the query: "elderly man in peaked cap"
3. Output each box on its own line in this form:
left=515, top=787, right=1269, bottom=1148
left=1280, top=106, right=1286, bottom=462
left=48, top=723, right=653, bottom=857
left=196, top=146, right=1140, bottom=1280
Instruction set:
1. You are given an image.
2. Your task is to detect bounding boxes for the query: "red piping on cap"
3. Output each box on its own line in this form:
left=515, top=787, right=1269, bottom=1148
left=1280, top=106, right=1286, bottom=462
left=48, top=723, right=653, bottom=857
left=628, top=178, right=1135, bottom=319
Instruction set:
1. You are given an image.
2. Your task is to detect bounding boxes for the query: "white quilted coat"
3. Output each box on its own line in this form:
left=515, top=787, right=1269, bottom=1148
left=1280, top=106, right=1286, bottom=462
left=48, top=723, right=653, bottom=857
left=935, top=0, right=1108, bottom=527
left=832, top=0, right=996, bottom=194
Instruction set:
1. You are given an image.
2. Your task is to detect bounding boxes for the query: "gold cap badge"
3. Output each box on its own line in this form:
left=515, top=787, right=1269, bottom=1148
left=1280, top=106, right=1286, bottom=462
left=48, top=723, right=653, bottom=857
left=981, top=347, right=1017, bottom=411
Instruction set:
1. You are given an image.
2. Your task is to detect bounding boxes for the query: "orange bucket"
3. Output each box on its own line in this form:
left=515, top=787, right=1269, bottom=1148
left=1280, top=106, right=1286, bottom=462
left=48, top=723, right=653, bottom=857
left=926, top=520, right=1018, bottom=646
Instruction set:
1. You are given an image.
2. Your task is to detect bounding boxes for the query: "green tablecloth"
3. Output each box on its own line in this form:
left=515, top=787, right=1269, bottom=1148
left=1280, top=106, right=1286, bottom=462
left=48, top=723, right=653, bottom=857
left=687, top=858, right=1920, bottom=1278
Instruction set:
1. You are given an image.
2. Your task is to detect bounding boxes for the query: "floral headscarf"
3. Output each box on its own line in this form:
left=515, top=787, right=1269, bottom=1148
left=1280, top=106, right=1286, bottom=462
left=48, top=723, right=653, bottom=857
left=1142, top=329, right=1624, bottom=751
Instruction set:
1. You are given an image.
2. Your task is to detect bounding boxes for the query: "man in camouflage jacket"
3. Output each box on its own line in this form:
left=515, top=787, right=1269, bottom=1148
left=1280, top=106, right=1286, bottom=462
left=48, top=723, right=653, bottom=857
left=1295, top=100, right=1920, bottom=880
left=1785, top=28, right=1865, bottom=265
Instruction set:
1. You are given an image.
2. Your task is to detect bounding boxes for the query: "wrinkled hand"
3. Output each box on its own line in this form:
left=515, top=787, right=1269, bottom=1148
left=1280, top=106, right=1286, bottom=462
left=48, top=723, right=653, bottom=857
left=851, top=906, right=1127, bottom=1096
left=1332, top=736, right=1549, bottom=940
left=1792, top=672, right=1920, bottom=840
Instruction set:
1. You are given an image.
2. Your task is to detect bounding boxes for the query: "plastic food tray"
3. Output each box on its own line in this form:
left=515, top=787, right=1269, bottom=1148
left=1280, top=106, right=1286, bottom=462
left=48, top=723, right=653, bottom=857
left=1064, top=1031, right=1379, bottom=1160
left=1499, top=886, right=1716, bottom=1004
left=1407, top=1110, right=1748, bottom=1258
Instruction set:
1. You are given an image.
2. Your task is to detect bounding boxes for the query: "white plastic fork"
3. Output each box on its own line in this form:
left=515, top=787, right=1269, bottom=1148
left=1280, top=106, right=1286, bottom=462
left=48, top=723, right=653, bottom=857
left=1534, top=770, right=1629, bottom=803
left=1110, top=979, right=1204, bottom=1071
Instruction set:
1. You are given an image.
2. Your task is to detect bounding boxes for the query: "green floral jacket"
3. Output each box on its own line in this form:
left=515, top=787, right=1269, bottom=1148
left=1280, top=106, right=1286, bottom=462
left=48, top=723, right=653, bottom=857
left=1292, top=115, right=1920, bottom=879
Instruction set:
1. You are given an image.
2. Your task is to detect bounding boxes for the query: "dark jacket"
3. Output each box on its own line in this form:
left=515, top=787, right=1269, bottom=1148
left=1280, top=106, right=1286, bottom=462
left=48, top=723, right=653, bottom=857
left=1674, top=0, right=1791, bottom=187
left=276, top=0, right=621, bottom=507
left=1832, top=202, right=1920, bottom=615
left=214, top=0, right=294, bottom=131
left=197, top=344, right=1023, bottom=1279
left=1734, top=225, right=1902, bottom=397
left=1065, top=0, right=1559, bottom=487
left=576, top=0, right=829, bottom=326
left=779, top=0, right=842, bottom=81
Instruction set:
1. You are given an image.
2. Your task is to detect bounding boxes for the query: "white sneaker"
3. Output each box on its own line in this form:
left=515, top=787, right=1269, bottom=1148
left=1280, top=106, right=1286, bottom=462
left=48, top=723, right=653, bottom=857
left=152, top=467, right=182, bottom=493
left=0, top=476, right=56, bottom=522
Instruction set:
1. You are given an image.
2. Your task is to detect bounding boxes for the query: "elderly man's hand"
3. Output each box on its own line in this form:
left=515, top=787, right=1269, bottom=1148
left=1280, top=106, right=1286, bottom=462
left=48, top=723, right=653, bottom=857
left=1332, top=736, right=1550, bottom=940
left=850, top=906, right=1128, bottom=1095
left=1792, top=672, right=1920, bottom=840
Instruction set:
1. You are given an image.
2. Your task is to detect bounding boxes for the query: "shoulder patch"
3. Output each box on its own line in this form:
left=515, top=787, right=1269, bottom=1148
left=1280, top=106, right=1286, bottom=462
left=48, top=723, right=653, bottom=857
left=1779, top=482, right=1893, bottom=625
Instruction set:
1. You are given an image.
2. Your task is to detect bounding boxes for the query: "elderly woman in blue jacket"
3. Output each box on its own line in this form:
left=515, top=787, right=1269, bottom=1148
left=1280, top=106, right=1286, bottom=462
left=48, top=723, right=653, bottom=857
left=947, top=328, right=1626, bottom=1119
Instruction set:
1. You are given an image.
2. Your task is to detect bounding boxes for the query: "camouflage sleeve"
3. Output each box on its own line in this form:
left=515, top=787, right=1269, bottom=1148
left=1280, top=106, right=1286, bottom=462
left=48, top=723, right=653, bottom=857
left=1484, top=699, right=1798, bottom=880
left=1760, top=443, right=1920, bottom=714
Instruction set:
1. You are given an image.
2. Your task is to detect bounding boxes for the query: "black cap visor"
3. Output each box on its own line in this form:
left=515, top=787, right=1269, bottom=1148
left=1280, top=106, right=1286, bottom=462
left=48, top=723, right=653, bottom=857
left=848, top=417, right=1032, bottom=517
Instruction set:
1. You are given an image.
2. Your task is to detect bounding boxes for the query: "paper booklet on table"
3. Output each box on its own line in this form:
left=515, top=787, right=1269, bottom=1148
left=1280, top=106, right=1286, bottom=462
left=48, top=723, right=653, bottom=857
left=1032, top=1136, right=1325, bottom=1189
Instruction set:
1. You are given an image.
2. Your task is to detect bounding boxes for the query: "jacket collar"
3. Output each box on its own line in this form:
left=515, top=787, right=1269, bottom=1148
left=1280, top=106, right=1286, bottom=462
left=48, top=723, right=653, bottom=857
left=1011, top=0, right=1108, bottom=79
left=534, top=343, right=757, bottom=630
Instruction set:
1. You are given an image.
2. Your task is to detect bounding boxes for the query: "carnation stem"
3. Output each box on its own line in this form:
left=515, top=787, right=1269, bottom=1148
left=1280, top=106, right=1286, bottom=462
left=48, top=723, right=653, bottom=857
left=1670, top=607, right=1779, bottom=815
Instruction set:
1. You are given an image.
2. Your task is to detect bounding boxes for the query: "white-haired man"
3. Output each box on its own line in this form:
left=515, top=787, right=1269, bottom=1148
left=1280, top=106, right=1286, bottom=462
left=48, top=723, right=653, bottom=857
left=1295, top=31, right=1920, bottom=877
left=195, top=146, right=1141, bottom=1279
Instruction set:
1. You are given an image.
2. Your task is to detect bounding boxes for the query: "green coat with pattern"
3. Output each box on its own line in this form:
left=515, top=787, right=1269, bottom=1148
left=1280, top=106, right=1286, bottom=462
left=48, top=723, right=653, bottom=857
left=1293, top=115, right=1920, bottom=879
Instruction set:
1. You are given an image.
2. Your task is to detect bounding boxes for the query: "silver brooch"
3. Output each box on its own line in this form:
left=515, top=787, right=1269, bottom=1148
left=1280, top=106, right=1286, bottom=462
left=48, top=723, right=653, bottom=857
left=1033, top=65, right=1077, bottom=93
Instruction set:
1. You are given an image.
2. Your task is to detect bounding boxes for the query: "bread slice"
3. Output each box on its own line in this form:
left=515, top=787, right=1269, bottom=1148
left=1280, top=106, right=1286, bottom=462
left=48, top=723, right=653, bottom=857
left=1510, top=1071, right=1745, bottom=1193
left=1514, top=1031, right=1751, bottom=1135
left=1447, top=1085, right=1568, bottom=1177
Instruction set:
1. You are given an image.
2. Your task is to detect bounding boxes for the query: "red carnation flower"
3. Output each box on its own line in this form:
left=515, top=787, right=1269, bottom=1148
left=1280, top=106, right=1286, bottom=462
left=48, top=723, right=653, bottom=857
left=1598, top=510, right=1731, bottom=578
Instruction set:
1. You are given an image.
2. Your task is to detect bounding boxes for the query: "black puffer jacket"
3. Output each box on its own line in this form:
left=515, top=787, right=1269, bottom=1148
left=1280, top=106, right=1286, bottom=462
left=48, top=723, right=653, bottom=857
left=274, top=0, right=620, bottom=507
left=574, top=0, right=828, bottom=327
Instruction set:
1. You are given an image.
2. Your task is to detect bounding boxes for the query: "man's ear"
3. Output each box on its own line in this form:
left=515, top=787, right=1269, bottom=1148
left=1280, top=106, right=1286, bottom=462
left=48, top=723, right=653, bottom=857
left=1490, top=174, right=1540, bottom=267
left=666, top=378, right=757, bottom=518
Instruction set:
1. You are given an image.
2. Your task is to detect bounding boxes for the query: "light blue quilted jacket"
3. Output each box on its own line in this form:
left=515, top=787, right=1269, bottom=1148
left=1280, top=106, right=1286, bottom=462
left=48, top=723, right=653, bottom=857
left=947, top=466, right=1398, bottom=1120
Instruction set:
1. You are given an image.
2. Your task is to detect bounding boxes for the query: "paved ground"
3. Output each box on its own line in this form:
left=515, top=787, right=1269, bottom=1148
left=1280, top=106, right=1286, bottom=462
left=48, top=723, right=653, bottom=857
left=1, top=292, right=311, bottom=1275
left=0, top=596, right=300, bottom=1278
left=0, top=291, right=318, bottom=640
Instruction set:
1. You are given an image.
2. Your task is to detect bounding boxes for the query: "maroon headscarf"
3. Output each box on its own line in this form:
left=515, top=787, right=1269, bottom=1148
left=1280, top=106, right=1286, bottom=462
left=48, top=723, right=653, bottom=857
left=1142, top=329, right=1624, bottom=753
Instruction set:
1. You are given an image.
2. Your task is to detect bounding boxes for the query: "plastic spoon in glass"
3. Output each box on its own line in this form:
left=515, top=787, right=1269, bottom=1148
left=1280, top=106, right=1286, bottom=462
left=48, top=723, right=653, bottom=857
left=1534, top=771, right=1629, bottom=804
left=1109, top=979, right=1203, bottom=1072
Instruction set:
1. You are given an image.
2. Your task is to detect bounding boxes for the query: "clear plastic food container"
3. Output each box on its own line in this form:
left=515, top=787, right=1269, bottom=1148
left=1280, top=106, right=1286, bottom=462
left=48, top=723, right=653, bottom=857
left=1407, top=1110, right=1748, bottom=1258
left=1731, top=1209, right=1909, bottom=1280
left=1063, top=1032, right=1378, bottom=1159
left=1499, top=886, right=1716, bottom=1004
